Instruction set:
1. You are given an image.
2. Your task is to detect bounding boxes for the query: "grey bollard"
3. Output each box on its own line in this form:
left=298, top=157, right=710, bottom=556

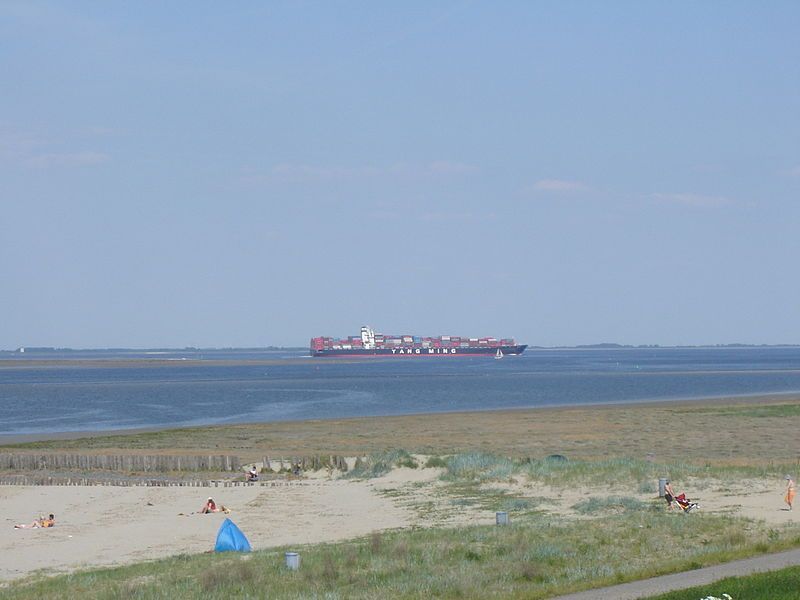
left=659, top=478, right=667, bottom=497
left=285, top=552, right=300, bottom=570
left=496, top=511, right=509, bottom=526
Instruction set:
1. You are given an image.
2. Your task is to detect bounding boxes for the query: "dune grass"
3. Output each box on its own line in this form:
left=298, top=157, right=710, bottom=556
left=644, top=565, right=800, bottom=599
left=2, top=512, right=798, bottom=600
left=437, top=453, right=797, bottom=491
left=345, top=449, right=419, bottom=478
left=571, top=495, right=650, bottom=514
left=442, top=452, right=517, bottom=482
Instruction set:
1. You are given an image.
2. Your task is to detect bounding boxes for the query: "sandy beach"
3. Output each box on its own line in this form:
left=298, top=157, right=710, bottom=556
left=1, top=460, right=796, bottom=583
left=0, top=476, right=410, bottom=582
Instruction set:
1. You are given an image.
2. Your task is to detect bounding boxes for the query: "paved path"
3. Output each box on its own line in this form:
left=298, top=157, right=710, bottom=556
left=550, top=547, right=800, bottom=600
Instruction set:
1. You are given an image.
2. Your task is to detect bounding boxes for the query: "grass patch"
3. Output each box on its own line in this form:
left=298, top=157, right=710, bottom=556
left=425, top=456, right=447, bottom=468
left=2, top=514, right=799, bottom=599
left=669, top=403, right=800, bottom=419
left=442, top=480, right=542, bottom=515
left=345, top=449, right=418, bottom=478
left=572, top=495, right=652, bottom=514
left=499, top=497, right=539, bottom=512
left=437, top=453, right=796, bottom=490
left=521, top=456, right=700, bottom=486
left=443, top=452, right=516, bottom=482
left=645, top=564, right=800, bottom=599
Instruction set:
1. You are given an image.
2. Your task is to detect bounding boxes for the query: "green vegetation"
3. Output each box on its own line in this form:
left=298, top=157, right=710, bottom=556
left=443, top=452, right=517, bottom=482
left=424, top=455, right=447, bottom=468
left=670, top=404, right=800, bottom=419
left=571, top=495, right=651, bottom=514
left=645, top=565, right=800, bottom=599
left=4, top=396, right=799, bottom=466
left=3, top=514, right=799, bottom=600
left=440, top=454, right=796, bottom=488
left=345, top=449, right=418, bottom=478
left=441, top=480, right=542, bottom=515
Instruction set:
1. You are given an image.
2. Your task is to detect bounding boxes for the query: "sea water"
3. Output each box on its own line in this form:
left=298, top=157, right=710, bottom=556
left=1, top=347, right=800, bottom=436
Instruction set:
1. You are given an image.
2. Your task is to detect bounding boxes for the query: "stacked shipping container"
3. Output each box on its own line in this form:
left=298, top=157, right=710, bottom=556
left=311, top=327, right=523, bottom=354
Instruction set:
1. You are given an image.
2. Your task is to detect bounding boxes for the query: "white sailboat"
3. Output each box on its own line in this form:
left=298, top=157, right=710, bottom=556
left=494, top=348, right=503, bottom=360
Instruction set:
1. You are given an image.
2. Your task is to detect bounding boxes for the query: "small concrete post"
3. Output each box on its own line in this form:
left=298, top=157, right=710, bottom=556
left=496, top=511, right=509, bottom=525
left=659, top=478, right=668, bottom=498
left=285, top=552, right=300, bottom=570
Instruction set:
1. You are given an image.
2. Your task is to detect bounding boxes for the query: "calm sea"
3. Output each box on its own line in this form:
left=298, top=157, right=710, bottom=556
left=1, top=347, right=800, bottom=436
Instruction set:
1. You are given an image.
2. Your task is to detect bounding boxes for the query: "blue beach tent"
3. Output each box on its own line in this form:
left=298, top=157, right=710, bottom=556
left=214, top=518, right=252, bottom=552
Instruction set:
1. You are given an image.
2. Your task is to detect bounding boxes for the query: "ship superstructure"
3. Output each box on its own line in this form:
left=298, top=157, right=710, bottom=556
left=311, top=326, right=527, bottom=357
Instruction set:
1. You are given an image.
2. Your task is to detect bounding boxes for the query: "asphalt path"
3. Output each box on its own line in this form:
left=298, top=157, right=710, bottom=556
left=550, top=547, right=800, bottom=599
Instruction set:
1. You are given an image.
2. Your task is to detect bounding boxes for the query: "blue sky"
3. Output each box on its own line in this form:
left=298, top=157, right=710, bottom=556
left=1, top=1, right=798, bottom=348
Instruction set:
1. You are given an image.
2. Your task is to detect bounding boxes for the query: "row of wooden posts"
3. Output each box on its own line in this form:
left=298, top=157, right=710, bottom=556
left=264, top=455, right=349, bottom=473
left=0, top=475, right=312, bottom=487
left=0, top=452, right=350, bottom=474
left=0, top=453, right=240, bottom=472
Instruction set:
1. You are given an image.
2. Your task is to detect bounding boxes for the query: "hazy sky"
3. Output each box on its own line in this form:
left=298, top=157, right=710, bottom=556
left=1, top=2, right=798, bottom=348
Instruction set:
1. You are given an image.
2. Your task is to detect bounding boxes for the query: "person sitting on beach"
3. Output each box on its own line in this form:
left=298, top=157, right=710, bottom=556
left=200, top=497, right=227, bottom=514
left=785, top=475, right=796, bottom=511
left=14, top=514, right=55, bottom=529
left=246, top=466, right=259, bottom=482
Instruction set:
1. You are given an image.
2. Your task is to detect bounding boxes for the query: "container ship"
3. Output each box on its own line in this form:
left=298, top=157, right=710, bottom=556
left=311, top=326, right=527, bottom=357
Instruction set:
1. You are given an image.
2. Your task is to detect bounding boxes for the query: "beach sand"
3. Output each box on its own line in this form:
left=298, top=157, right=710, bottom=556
left=0, top=477, right=410, bottom=581
left=1, top=465, right=796, bottom=582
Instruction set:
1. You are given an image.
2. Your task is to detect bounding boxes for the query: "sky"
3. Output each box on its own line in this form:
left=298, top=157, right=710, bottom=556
left=1, top=1, right=799, bottom=348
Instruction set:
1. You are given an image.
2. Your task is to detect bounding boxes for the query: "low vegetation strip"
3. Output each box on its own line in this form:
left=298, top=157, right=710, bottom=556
left=644, top=565, right=800, bottom=600
left=4, top=396, right=798, bottom=465
left=343, top=450, right=798, bottom=492
left=345, top=449, right=419, bottom=478
left=434, top=452, right=797, bottom=491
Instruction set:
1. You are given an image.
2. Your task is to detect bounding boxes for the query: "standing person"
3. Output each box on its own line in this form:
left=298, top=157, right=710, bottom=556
left=664, top=480, right=676, bottom=509
left=785, top=475, right=796, bottom=511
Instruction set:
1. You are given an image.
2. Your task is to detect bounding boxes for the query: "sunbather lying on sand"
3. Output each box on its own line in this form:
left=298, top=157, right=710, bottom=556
left=14, top=514, right=55, bottom=529
left=200, top=497, right=228, bottom=514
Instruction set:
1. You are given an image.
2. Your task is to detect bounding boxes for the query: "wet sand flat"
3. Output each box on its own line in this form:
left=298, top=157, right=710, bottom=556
left=4, top=393, right=798, bottom=466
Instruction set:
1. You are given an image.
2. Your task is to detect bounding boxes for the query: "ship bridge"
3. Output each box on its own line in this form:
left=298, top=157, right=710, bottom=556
left=360, top=325, right=376, bottom=349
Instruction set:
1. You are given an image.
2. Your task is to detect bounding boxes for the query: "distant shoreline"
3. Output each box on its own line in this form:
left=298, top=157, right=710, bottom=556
left=2, top=343, right=800, bottom=369
left=0, top=357, right=345, bottom=369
